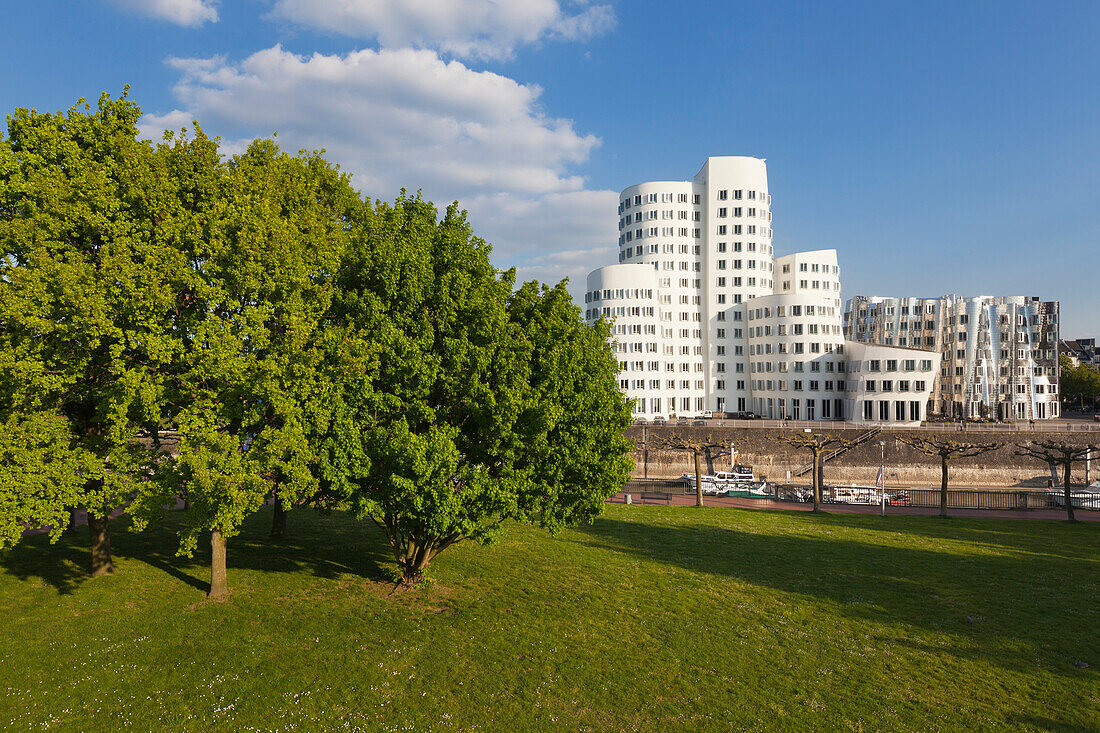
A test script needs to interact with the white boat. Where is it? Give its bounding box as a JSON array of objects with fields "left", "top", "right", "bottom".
[
  {"left": 1053, "top": 488, "right": 1100, "bottom": 510},
  {"left": 683, "top": 465, "right": 756, "bottom": 495},
  {"left": 827, "top": 486, "right": 882, "bottom": 505}
]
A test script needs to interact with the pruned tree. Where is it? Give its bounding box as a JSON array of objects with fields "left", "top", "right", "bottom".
[
  {"left": 897, "top": 435, "right": 999, "bottom": 518},
  {"left": 1015, "top": 440, "right": 1098, "bottom": 521},
  {"left": 659, "top": 433, "right": 729, "bottom": 507},
  {"left": 775, "top": 432, "right": 861, "bottom": 512}
]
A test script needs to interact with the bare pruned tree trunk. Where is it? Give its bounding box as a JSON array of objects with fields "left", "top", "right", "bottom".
[
  {"left": 939, "top": 456, "right": 949, "bottom": 518},
  {"left": 1062, "top": 458, "right": 1076, "bottom": 522},
  {"left": 88, "top": 512, "right": 113, "bottom": 577},
  {"left": 694, "top": 450, "right": 704, "bottom": 507},
  {"left": 814, "top": 452, "right": 824, "bottom": 512},
  {"left": 1014, "top": 440, "right": 1093, "bottom": 523},
  {"left": 209, "top": 530, "right": 228, "bottom": 598}
]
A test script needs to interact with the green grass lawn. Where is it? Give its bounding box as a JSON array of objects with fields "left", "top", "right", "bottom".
[{"left": 1, "top": 505, "right": 1097, "bottom": 732}]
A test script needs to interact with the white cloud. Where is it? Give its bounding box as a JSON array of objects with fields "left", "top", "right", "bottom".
[
  {"left": 466, "top": 190, "right": 617, "bottom": 293},
  {"left": 268, "top": 0, "right": 614, "bottom": 60},
  {"left": 142, "top": 45, "right": 617, "bottom": 290},
  {"left": 109, "top": 0, "right": 218, "bottom": 26}
]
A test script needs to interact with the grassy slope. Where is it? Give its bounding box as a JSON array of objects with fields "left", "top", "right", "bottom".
[{"left": 0, "top": 506, "right": 1097, "bottom": 732}]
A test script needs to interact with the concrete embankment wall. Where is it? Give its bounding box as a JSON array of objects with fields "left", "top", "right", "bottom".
[{"left": 625, "top": 425, "right": 1100, "bottom": 488}]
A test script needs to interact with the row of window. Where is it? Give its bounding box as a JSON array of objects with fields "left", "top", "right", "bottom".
[
  {"left": 587, "top": 306, "right": 657, "bottom": 320},
  {"left": 781, "top": 279, "right": 836, "bottom": 291},
  {"left": 861, "top": 379, "right": 928, "bottom": 393},
  {"left": 854, "top": 304, "right": 1056, "bottom": 326},
  {"left": 613, "top": 323, "right": 658, "bottom": 335},
  {"left": 716, "top": 241, "right": 770, "bottom": 254},
  {"left": 750, "top": 342, "right": 842, "bottom": 357},
  {"left": 620, "top": 379, "right": 705, "bottom": 391},
  {"left": 716, "top": 224, "right": 771, "bottom": 237},
  {"left": 748, "top": 304, "right": 835, "bottom": 319},
  {"left": 715, "top": 207, "right": 770, "bottom": 220},
  {"left": 753, "top": 359, "right": 846, "bottom": 373},
  {"left": 714, "top": 260, "right": 770, "bottom": 272},
  {"left": 850, "top": 358, "right": 935, "bottom": 373},
  {"left": 634, "top": 397, "right": 710, "bottom": 414},
  {"left": 782, "top": 262, "right": 838, "bottom": 274},
  {"left": 753, "top": 379, "right": 845, "bottom": 392},
  {"left": 620, "top": 227, "right": 701, "bottom": 243},
  {"left": 619, "top": 361, "right": 707, "bottom": 373},
  {"left": 861, "top": 400, "right": 924, "bottom": 422},
  {"left": 619, "top": 192, "right": 700, "bottom": 212},
  {"left": 749, "top": 323, "right": 842, "bottom": 337},
  {"left": 944, "top": 365, "right": 1056, "bottom": 378},
  {"left": 754, "top": 397, "right": 842, "bottom": 421},
  {"left": 586, "top": 288, "right": 655, "bottom": 302},
  {"left": 619, "top": 208, "right": 701, "bottom": 227},
  {"left": 716, "top": 189, "right": 768, "bottom": 203}
]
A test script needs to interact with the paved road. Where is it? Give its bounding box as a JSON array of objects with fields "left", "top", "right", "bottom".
[{"left": 607, "top": 492, "right": 1100, "bottom": 521}]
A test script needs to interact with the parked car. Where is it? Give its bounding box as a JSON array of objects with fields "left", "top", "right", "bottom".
[{"left": 652, "top": 416, "right": 666, "bottom": 425}]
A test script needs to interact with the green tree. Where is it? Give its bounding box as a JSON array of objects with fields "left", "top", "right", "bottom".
[
  {"left": 0, "top": 91, "right": 186, "bottom": 575},
  {"left": 0, "top": 412, "right": 98, "bottom": 550},
  {"left": 1059, "top": 355, "right": 1100, "bottom": 410},
  {"left": 130, "top": 136, "right": 360, "bottom": 597},
  {"left": 325, "top": 195, "right": 632, "bottom": 584}
]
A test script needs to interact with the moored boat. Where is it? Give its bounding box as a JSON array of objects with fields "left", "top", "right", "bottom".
[{"left": 1053, "top": 488, "right": 1100, "bottom": 510}]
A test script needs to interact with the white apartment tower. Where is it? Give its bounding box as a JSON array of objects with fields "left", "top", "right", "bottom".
[{"left": 584, "top": 157, "right": 934, "bottom": 423}]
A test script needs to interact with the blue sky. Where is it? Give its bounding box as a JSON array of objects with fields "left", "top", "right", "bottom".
[{"left": 3, "top": 0, "right": 1098, "bottom": 337}]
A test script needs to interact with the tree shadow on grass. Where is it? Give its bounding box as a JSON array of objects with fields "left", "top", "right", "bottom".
[
  {"left": 778, "top": 509, "right": 1100, "bottom": 562},
  {"left": 2, "top": 506, "right": 394, "bottom": 595},
  {"left": 0, "top": 534, "right": 91, "bottom": 594},
  {"left": 575, "top": 515, "right": 1099, "bottom": 679}
]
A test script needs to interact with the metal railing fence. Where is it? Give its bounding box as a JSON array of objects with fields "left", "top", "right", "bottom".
[{"left": 616, "top": 479, "right": 1098, "bottom": 511}]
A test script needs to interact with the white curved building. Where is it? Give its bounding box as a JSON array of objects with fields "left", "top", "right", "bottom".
[{"left": 586, "top": 156, "right": 940, "bottom": 426}]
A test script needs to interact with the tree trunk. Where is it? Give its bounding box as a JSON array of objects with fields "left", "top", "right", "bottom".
[
  {"left": 209, "top": 530, "right": 228, "bottom": 597},
  {"left": 939, "top": 455, "right": 949, "bottom": 518},
  {"left": 87, "top": 512, "right": 113, "bottom": 577},
  {"left": 812, "top": 450, "right": 822, "bottom": 512},
  {"left": 694, "top": 450, "right": 704, "bottom": 507},
  {"left": 1062, "top": 458, "right": 1076, "bottom": 522},
  {"left": 66, "top": 506, "right": 80, "bottom": 534},
  {"left": 271, "top": 500, "right": 288, "bottom": 539},
  {"left": 399, "top": 540, "right": 435, "bottom": 586}
]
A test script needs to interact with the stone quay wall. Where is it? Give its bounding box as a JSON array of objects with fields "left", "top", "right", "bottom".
[{"left": 625, "top": 425, "right": 1100, "bottom": 488}]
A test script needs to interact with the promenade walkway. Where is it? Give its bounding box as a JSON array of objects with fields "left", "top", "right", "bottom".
[{"left": 607, "top": 491, "right": 1100, "bottom": 521}]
